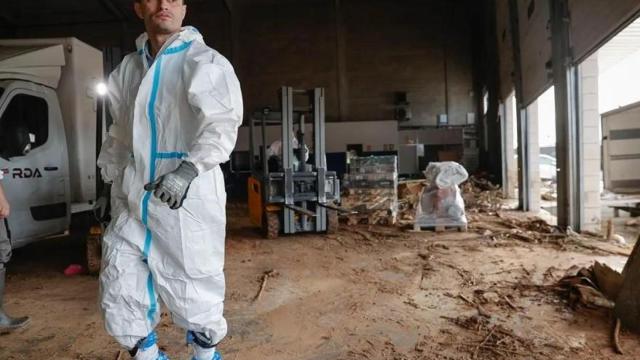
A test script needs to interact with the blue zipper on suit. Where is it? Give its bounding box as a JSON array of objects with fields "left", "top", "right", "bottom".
[{"left": 140, "top": 39, "right": 193, "bottom": 325}]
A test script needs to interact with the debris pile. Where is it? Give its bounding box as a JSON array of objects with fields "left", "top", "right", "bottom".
[
  {"left": 469, "top": 214, "right": 565, "bottom": 244},
  {"left": 555, "top": 259, "right": 630, "bottom": 354},
  {"left": 461, "top": 175, "right": 503, "bottom": 213},
  {"left": 605, "top": 219, "right": 627, "bottom": 245},
  {"left": 541, "top": 180, "right": 557, "bottom": 201},
  {"left": 395, "top": 175, "right": 501, "bottom": 226},
  {"left": 342, "top": 156, "right": 398, "bottom": 225},
  {"left": 555, "top": 262, "right": 621, "bottom": 309},
  {"left": 348, "top": 168, "right": 505, "bottom": 228},
  {"left": 396, "top": 179, "right": 427, "bottom": 224},
  {"left": 467, "top": 212, "right": 633, "bottom": 259},
  {"left": 441, "top": 315, "right": 539, "bottom": 358}
]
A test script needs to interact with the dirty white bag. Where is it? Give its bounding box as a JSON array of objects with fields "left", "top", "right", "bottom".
[
  {"left": 415, "top": 162, "right": 468, "bottom": 228},
  {"left": 423, "top": 162, "right": 469, "bottom": 189}
]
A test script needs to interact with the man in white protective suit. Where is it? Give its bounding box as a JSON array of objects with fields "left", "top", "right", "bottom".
[{"left": 96, "top": 0, "right": 242, "bottom": 359}]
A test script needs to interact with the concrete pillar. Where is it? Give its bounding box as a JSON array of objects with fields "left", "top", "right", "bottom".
[
  {"left": 503, "top": 94, "right": 517, "bottom": 199},
  {"left": 526, "top": 100, "right": 541, "bottom": 212},
  {"left": 579, "top": 53, "right": 601, "bottom": 232}
]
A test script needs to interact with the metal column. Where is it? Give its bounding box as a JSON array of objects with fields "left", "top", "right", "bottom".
[
  {"left": 550, "top": 0, "right": 581, "bottom": 231},
  {"left": 281, "top": 87, "right": 295, "bottom": 233},
  {"left": 261, "top": 110, "right": 268, "bottom": 177},
  {"left": 499, "top": 102, "right": 509, "bottom": 197},
  {"left": 508, "top": 0, "right": 532, "bottom": 211},
  {"left": 314, "top": 88, "right": 327, "bottom": 232}
]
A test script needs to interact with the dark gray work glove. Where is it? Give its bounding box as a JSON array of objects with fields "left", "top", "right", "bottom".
[{"left": 144, "top": 161, "right": 198, "bottom": 210}]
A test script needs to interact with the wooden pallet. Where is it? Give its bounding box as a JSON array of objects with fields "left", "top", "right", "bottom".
[
  {"left": 412, "top": 223, "right": 467, "bottom": 232},
  {"left": 344, "top": 212, "right": 396, "bottom": 226}
]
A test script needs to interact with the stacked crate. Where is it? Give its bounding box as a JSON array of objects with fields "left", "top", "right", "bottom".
[{"left": 342, "top": 156, "right": 398, "bottom": 225}]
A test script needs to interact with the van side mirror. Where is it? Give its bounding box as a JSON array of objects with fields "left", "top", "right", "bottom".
[{"left": 0, "top": 125, "right": 32, "bottom": 160}]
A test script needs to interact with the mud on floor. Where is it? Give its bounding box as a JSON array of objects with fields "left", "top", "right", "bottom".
[{"left": 0, "top": 206, "right": 637, "bottom": 359}]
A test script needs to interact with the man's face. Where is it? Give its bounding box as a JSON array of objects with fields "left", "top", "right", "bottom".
[{"left": 134, "top": 0, "right": 186, "bottom": 35}]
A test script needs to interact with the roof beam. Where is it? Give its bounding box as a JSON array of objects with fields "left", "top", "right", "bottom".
[
  {"left": 223, "top": 0, "right": 235, "bottom": 15},
  {"left": 99, "top": 0, "right": 128, "bottom": 22},
  {"left": 0, "top": 12, "right": 17, "bottom": 27}
]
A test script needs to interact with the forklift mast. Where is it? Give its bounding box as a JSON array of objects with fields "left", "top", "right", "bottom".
[{"left": 248, "top": 87, "right": 340, "bottom": 237}]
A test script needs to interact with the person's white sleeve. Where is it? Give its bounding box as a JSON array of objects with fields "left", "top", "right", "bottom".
[
  {"left": 97, "top": 68, "right": 132, "bottom": 184},
  {"left": 183, "top": 53, "right": 243, "bottom": 174}
]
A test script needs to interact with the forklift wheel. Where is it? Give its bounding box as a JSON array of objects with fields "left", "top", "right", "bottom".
[
  {"left": 86, "top": 226, "right": 102, "bottom": 275},
  {"left": 326, "top": 209, "right": 339, "bottom": 234},
  {"left": 263, "top": 211, "right": 280, "bottom": 239}
]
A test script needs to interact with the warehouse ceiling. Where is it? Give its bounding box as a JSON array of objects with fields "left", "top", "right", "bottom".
[
  {"left": 1, "top": 1, "right": 123, "bottom": 27},
  {"left": 0, "top": 0, "right": 227, "bottom": 29},
  {"left": 598, "top": 16, "right": 640, "bottom": 72}
]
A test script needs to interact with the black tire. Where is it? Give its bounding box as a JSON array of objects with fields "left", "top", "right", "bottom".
[
  {"left": 263, "top": 211, "right": 280, "bottom": 239},
  {"left": 326, "top": 209, "right": 339, "bottom": 234}
]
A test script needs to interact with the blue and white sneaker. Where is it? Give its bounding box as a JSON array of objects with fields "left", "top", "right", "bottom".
[
  {"left": 186, "top": 331, "right": 222, "bottom": 360},
  {"left": 131, "top": 331, "right": 170, "bottom": 360},
  {"left": 190, "top": 352, "right": 221, "bottom": 360}
]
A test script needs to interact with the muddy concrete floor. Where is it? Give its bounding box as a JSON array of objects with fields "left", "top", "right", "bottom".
[{"left": 0, "top": 205, "right": 638, "bottom": 359}]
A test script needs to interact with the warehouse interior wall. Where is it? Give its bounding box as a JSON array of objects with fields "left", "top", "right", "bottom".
[
  {"left": 233, "top": 0, "right": 478, "bottom": 126},
  {"left": 0, "top": 0, "right": 511, "bottom": 183},
  {"left": 1, "top": 0, "right": 481, "bottom": 126}
]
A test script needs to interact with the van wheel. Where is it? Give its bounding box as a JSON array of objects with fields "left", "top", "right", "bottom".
[{"left": 86, "top": 225, "right": 102, "bottom": 275}]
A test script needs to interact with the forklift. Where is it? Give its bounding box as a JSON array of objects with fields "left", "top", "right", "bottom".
[{"left": 248, "top": 87, "right": 341, "bottom": 238}]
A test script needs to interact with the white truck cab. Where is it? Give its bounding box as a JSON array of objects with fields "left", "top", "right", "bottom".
[{"left": 0, "top": 38, "right": 104, "bottom": 248}]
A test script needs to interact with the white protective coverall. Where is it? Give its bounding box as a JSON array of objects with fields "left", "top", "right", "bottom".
[{"left": 97, "top": 26, "right": 243, "bottom": 349}]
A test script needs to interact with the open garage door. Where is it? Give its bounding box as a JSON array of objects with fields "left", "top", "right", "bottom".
[
  {"left": 510, "top": 0, "right": 640, "bottom": 105},
  {"left": 569, "top": 0, "right": 640, "bottom": 63},
  {"left": 516, "top": 0, "right": 552, "bottom": 106}
]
